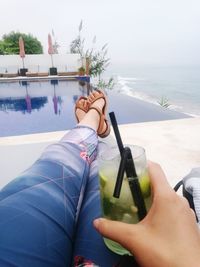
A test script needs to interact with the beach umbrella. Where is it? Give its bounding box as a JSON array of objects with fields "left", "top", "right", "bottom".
[
  {"left": 21, "top": 81, "right": 31, "bottom": 113},
  {"left": 48, "top": 33, "right": 54, "bottom": 67},
  {"left": 52, "top": 81, "right": 58, "bottom": 114},
  {"left": 25, "top": 85, "right": 32, "bottom": 113},
  {"left": 19, "top": 36, "right": 25, "bottom": 68},
  {"left": 25, "top": 93, "right": 32, "bottom": 113}
]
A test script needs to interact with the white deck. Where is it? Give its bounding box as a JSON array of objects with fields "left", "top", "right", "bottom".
[{"left": 0, "top": 118, "right": 200, "bottom": 189}]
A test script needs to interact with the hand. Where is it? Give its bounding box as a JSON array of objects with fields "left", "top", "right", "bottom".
[{"left": 94, "top": 162, "right": 200, "bottom": 267}]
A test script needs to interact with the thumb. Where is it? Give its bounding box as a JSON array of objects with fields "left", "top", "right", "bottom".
[{"left": 93, "top": 218, "right": 140, "bottom": 252}]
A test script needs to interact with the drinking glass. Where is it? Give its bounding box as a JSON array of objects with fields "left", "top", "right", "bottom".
[{"left": 98, "top": 145, "right": 152, "bottom": 255}]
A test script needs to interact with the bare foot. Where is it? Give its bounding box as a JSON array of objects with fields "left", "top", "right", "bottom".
[{"left": 75, "top": 98, "right": 88, "bottom": 122}]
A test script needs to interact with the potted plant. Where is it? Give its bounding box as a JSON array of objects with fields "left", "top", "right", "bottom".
[
  {"left": 79, "top": 80, "right": 86, "bottom": 86},
  {"left": 78, "top": 66, "right": 85, "bottom": 76}
]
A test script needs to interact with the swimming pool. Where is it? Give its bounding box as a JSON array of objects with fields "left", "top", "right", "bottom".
[
  {"left": 0, "top": 79, "right": 90, "bottom": 137},
  {"left": 0, "top": 78, "right": 190, "bottom": 137}
]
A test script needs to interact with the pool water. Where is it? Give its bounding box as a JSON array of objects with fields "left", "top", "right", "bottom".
[
  {"left": 0, "top": 79, "right": 90, "bottom": 137},
  {"left": 0, "top": 78, "right": 189, "bottom": 137}
]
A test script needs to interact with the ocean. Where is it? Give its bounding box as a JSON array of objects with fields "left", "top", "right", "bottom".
[{"left": 106, "top": 65, "right": 200, "bottom": 117}]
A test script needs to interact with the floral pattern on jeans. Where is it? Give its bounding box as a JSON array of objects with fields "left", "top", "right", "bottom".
[
  {"left": 74, "top": 256, "right": 99, "bottom": 267},
  {"left": 74, "top": 255, "right": 139, "bottom": 267}
]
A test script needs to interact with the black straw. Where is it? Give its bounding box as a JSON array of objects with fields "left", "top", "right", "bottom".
[
  {"left": 113, "top": 147, "right": 130, "bottom": 198},
  {"left": 125, "top": 149, "right": 147, "bottom": 220},
  {"left": 109, "top": 112, "right": 124, "bottom": 155}
]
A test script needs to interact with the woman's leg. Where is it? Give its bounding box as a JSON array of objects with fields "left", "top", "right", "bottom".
[
  {"left": 72, "top": 142, "right": 122, "bottom": 267},
  {"left": 72, "top": 94, "right": 139, "bottom": 267},
  {"left": 72, "top": 142, "right": 139, "bottom": 267},
  {"left": 0, "top": 96, "right": 104, "bottom": 267}
]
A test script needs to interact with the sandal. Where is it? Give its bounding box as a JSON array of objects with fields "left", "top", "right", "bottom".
[
  {"left": 88, "top": 89, "right": 110, "bottom": 138},
  {"left": 75, "top": 96, "right": 89, "bottom": 123}
]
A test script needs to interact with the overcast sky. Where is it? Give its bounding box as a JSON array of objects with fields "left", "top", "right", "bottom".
[{"left": 0, "top": 0, "right": 200, "bottom": 66}]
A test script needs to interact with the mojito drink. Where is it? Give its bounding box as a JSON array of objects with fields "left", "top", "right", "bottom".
[{"left": 98, "top": 145, "right": 151, "bottom": 255}]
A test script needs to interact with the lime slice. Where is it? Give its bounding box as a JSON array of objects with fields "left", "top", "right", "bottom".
[
  {"left": 139, "top": 174, "right": 151, "bottom": 198},
  {"left": 103, "top": 179, "right": 115, "bottom": 198},
  {"left": 99, "top": 172, "right": 108, "bottom": 188}
]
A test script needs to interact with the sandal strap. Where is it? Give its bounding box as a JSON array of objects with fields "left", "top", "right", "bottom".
[
  {"left": 89, "top": 106, "right": 102, "bottom": 117},
  {"left": 98, "top": 118, "right": 108, "bottom": 136},
  {"left": 89, "top": 106, "right": 104, "bottom": 133},
  {"left": 75, "top": 96, "right": 88, "bottom": 123}
]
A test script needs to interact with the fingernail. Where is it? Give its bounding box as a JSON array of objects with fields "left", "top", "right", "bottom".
[{"left": 93, "top": 218, "right": 100, "bottom": 229}]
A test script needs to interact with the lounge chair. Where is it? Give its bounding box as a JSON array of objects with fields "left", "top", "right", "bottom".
[
  {"left": 58, "top": 71, "right": 78, "bottom": 76},
  {"left": 37, "top": 72, "right": 49, "bottom": 77},
  {"left": 26, "top": 72, "right": 38, "bottom": 77},
  {"left": 2, "top": 73, "right": 18, "bottom": 78}
]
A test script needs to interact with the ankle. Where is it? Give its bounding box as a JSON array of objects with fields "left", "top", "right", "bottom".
[
  {"left": 88, "top": 108, "right": 101, "bottom": 123},
  {"left": 79, "top": 108, "right": 100, "bottom": 132}
]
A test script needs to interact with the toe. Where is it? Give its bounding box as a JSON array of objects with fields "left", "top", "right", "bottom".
[
  {"left": 83, "top": 100, "right": 88, "bottom": 109},
  {"left": 90, "top": 93, "right": 95, "bottom": 99},
  {"left": 79, "top": 99, "right": 85, "bottom": 105},
  {"left": 88, "top": 91, "right": 99, "bottom": 102}
]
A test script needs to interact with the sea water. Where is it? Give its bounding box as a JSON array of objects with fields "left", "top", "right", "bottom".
[{"left": 106, "top": 65, "right": 200, "bottom": 117}]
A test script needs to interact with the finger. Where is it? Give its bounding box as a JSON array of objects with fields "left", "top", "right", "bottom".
[
  {"left": 178, "top": 195, "right": 190, "bottom": 207},
  {"left": 148, "top": 161, "right": 172, "bottom": 196},
  {"left": 178, "top": 196, "right": 197, "bottom": 219},
  {"left": 190, "top": 208, "right": 197, "bottom": 219},
  {"left": 93, "top": 218, "right": 139, "bottom": 249}
]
